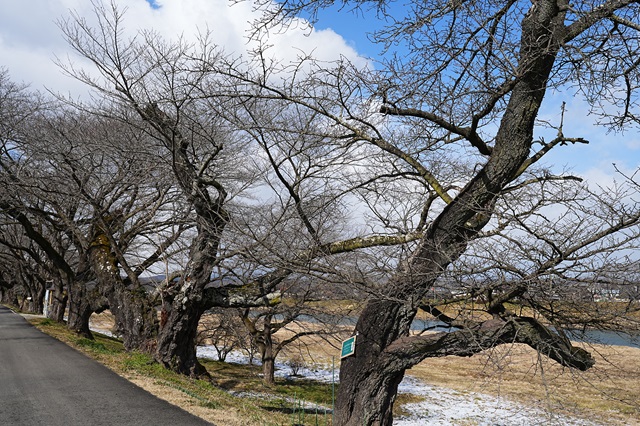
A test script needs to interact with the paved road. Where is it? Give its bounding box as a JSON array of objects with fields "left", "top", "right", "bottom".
[{"left": 0, "top": 305, "right": 211, "bottom": 425}]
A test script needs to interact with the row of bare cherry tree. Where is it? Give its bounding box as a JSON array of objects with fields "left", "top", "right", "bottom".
[{"left": 2, "top": 1, "right": 640, "bottom": 424}]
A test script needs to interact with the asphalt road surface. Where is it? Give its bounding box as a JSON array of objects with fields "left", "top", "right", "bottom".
[{"left": 0, "top": 305, "right": 211, "bottom": 425}]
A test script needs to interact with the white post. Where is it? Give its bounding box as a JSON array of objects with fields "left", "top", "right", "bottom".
[
  {"left": 43, "top": 289, "right": 51, "bottom": 317},
  {"left": 43, "top": 280, "right": 54, "bottom": 317}
]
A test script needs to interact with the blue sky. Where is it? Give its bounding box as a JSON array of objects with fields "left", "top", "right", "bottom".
[{"left": 301, "top": 3, "right": 389, "bottom": 58}]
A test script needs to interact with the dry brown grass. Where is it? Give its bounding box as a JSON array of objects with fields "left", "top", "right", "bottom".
[
  {"left": 408, "top": 343, "right": 640, "bottom": 425},
  {"left": 126, "top": 376, "right": 248, "bottom": 426}
]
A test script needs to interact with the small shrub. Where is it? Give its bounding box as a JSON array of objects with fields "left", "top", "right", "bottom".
[{"left": 287, "top": 356, "right": 306, "bottom": 376}]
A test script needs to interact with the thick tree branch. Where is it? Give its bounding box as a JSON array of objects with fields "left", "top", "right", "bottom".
[
  {"left": 384, "top": 316, "right": 595, "bottom": 372},
  {"left": 0, "top": 202, "right": 74, "bottom": 279},
  {"left": 563, "top": 0, "right": 640, "bottom": 43},
  {"left": 516, "top": 136, "right": 588, "bottom": 178},
  {"left": 360, "top": 135, "right": 454, "bottom": 204},
  {"left": 609, "top": 13, "right": 640, "bottom": 31},
  {"left": 204, "top": 285, "right": 281, "bottom": 308},
  {"left": 321, "top": 232, "right": 424, "bottom": 254}
]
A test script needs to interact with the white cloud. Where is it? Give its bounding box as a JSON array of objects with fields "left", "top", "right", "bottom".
[
  {"left": 0, "top": 0, "right": 367, "bottom": 96},
  {"left": 2, "top": 0, "right": 638, "bottom": 191},
  {"left": 580, "top": 165, "right": 621, "bottom": 191}
]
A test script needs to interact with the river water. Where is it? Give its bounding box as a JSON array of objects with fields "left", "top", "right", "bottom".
[
  {"left": 410, "top": 318, "right": 640, "bottom": 348},
  {"left": 301, "top": 314, "right": 640, "bottom": 349}
]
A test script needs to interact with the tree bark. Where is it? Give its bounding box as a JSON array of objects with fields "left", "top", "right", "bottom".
[
  {"left": 107, "top": 287, "right": 158, "bottom": 351},
  {"left": 30, "top": 287, "right": 45, "bottom": 314},
  {"left": 262, "top": 349, "right": 276, "bottom": 386},
  {"left": 67, "top": 280, "right": 97, "bottom": 339},
  {"left": 155, "top": 284, "right": 208, "bottom": 376},
  {"left": 241, "top": 310, "right": 281, "bottom": 386},
  {"left": 335, "top": 300, "right": 412, "bottom": 426},
  {"left": 143, "top": 103, "right": 229, "bottom": 377},
  {"left": 154, "top": 214, "right": 223, "bottom": 377},
  {"left": 67, "top": 258, "right": 108, "bottom": 339},
  {"left": 261, "top": 323, "right": 276, "bottom": 386},
  {"left": 48, "top": 285, "right": 67, "bottom": 323}
]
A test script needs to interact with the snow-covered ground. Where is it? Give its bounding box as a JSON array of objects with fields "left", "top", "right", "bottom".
[{"left": 197, "top": 346, "right": 601, "bottom": 426}]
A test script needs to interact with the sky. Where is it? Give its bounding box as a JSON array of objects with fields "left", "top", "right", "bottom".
[
  {"left": 1, "top": 0, "right": 639, "bottom": 189},
  {"left": 0, "top": 0, "right": 367, "bottom": 93}
]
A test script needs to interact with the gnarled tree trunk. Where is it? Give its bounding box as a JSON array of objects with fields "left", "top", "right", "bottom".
[
  {"left": 142, "top": 102, "right": 229, "bottom": 377},
  {"left": 336, "top": 300, "right": 412, "bottom": 425},
  {"left": 47, "top": 284, "right": 67, "bottom": 323},
  {"left": 67, "top": 279, "right": 103, "bottom": 339},
  {"left": 155, "top": 284, "right": 207, "bottom": 376},
  {"left": 153, "top": 214, "right": 225, "bottom": 377},
  {"left": 107, "top": 286, "right": 158, "bottom": 351},
  {"left": 88, "top": 218, "right": 158, "bottom": 351}
]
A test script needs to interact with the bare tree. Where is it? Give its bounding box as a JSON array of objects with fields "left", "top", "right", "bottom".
[
  {"left": 235, "top": 275, "right": 342, "bottom": 386},
  {"left": 54, "top": 2, "right": 425, "bottom": 380},
  {"left": 232, "top": 1, "right": 640, "bottom": 424},
  {"left": 0, "top": 182, "right": 108, "bottom": 337},
  {"left": 0, "top": 69, "right": 86, "bottom": 325},
  {"left": 0, "top": 215, "right": 59, "bottom": 314},
  {"left": 197, "top": 308, "right": 249, "bottom": 362},
  {"left": 29, "top": 108, "right": 188, "bottom": 350}
]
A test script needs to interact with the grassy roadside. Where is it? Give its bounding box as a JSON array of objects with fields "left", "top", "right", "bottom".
[{"left": 28, "top": 317, "right": 336, "bottom": 426}]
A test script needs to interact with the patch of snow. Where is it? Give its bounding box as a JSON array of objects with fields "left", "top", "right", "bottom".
[
  {"left": 196, "top": 346, "right": 602, "bottom": 425},
  {"left": 395, "top": 376, "right": 599, "bottom": 426},
  {"left": 197, "top": 346, "right": 253, "bottom": 366},
  {"left": 232, "top": 390, "right": 332, "bottom": 413}
]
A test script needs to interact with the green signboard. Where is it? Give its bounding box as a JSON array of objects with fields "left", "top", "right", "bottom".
[{"left": 340, "top": 335, "right": 356, "bottom": 359}]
